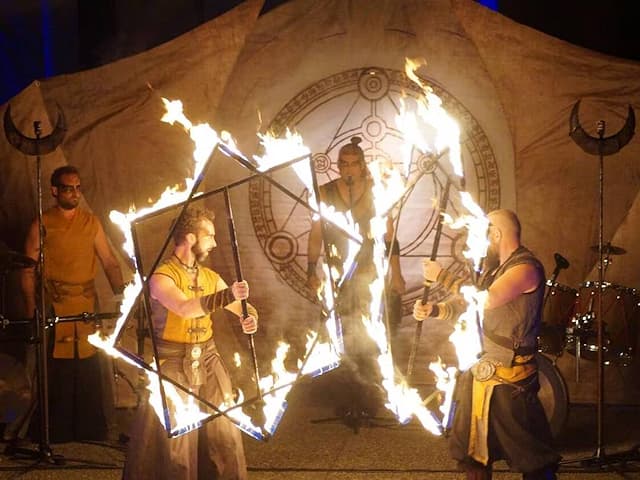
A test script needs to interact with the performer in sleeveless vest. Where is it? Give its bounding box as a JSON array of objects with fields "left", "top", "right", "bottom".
[
  {"left": 123, "top": 206, "right": 258, "bottom": 480},
  {"left": 19, "top": 165, "right": 126, "bottom": 443},
  {"left": 413, "top": 209, "right": 560, "bottom": 480}
]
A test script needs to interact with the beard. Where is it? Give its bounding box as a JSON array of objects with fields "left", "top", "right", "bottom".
[
  {"left": 57, "top": 196, "right": 80, "bottom": 210},
  {"left": 192, "top": 243, "right": 210, "bottom": 263},
  {"left": 484, "top": 245, "right": 500, "bottom": 272}
]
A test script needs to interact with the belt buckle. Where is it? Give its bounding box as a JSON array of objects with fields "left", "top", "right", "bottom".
[{"left": 471, "top": 359, "right": 497, "bottom": 382}]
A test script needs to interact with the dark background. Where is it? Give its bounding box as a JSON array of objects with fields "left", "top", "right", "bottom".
[{"left": 1, "top": 0, "right": 639, "bottom": 104}]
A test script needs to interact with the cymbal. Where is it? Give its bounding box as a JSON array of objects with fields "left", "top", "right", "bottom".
[
  {"left": 590, "top": 243, "right": 626, "bottom": 255},
  {"left": 0, "top": 241, "right": 36, "bottom": 270}
]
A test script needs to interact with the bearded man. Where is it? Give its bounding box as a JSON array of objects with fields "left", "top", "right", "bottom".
[
  {"left": 19, "top": 165, "right": 125, "bottom": 443},
  {"left": 123, "top": 206, "right": 258, "bottom": 480},
  {"left": 413, "top": 209, "right": 560, "bottom": 480}
]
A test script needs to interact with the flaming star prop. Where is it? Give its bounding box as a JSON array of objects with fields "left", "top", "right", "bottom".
[
  {"left": 89, "top": 98, "right": 272, "bottom": 439},
  {"left": 92, "top": 99, "right": 355, "bottom": 440}
]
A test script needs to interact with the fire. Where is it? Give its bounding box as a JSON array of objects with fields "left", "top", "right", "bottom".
[
  {"left": 393, "top": 57, "right": 491, "bottom": 434},
  {"left": 145, "top": 361, "right": 209, "bottom": 437},
  {"left": 399, "top": 57, "right": 462, "bottom": 177},
  {"left": 253, "top": 129, "right": 311, "bottom": 174},
  {"left": 89, "top": 98, "right": 268, "bottom": 438}
]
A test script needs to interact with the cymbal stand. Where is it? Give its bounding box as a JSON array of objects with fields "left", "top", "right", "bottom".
[{"left": 565, "top": 101, "right": 639, "bottom": 471}]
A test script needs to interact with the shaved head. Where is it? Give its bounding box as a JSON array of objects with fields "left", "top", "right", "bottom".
[{"left": 488, "top": 209, "right": 521, "bottom": 240}]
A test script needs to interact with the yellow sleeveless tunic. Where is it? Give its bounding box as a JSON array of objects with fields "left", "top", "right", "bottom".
[
  {"left": 151, "top": 258, "right": 222, "bottom": 344},
  {"left": 43, "top": 207, "right": 99, "bottom": 359}
]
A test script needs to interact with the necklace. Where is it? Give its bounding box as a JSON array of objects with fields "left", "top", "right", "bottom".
[{"left": 173, "top": 254, "right": 199, "bottom": 274}]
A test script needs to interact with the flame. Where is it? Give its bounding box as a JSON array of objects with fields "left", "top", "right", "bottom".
[
  {"left": 393, "top": 57, "right": 493, "bottom": 434},
  {"left": 90, "top": 98, "right": 267, "bottom": 436},
  {"left": 397, "top": 57, "right": 462, "bottom": 178},
  {"left": 253, "top": 129, "right": 311, "bottom": 174},
  {"left": 145, "top": 361, "right": 209, "bottom": 436}
]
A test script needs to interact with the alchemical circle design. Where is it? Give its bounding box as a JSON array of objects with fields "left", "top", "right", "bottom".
[{"left": 249, "top": 67, "right": 500, "bottom": 307}]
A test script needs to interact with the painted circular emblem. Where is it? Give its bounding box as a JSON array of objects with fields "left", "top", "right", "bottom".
[{"left": 249, "top": 67, "right": 500, "bottom": 310}]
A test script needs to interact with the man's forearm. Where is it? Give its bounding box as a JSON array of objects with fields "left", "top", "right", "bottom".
[
  {"left": 104, "top": 264, "right": 125, "bottom": 294},
  {"left": 307, "top": 220, "right": 323, "bottom": 277}
]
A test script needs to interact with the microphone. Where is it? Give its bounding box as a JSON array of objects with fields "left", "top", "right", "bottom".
[
  {"left": 554, "top": 252, "right": 570, "bottom": 270},
  {"left": 345, "top": 175, "right": 354, "bottom": 208}
]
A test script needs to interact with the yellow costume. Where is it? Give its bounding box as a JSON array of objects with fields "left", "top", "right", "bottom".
[{"left": 42, "top": 206, "right": 99, "bottom": 359}]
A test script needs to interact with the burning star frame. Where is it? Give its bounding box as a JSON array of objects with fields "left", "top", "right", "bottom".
[
  {"left": 92, "top": 56, "right": 491, "bottom": 442},
  {"left": 97, "top": 126, "right": 345, "bottom": 440}
]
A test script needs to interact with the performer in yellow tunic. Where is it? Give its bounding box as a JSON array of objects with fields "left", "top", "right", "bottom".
[
  {"left": 414, "top": 210, "right": 560, "bottom": 480},
  {"left": 19, "top": 165, "right": 126, "bottom": 443},
  {"left": 123, "top": 206, "right": 258, "bottom": 480}
]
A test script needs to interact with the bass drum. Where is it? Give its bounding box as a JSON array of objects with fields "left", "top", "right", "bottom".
[{"left": 536, "top": 353, "right": 568, "bottom": 439}]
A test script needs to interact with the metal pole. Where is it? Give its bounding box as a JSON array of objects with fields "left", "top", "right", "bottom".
[{"left": 407, "top": 176, "right": 451, "bottom": 378}]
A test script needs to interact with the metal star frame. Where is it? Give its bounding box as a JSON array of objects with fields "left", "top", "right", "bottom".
[{"left": 109, "top": 134, "right": 383, "bottom": 440}]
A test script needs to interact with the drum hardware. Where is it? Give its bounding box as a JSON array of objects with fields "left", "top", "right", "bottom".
[
  {"left": 543, "top": 252, "right": 570, "bottom": 308},
  {"left": 564, "top": 100, "right": 640, "bottom": 469},
  {"left": 537, "top": 252, "right": 575, "bottom": 358},
  {"left": 589, "top": 242, "right": 626, "bottom": 256},
  {"left": 566, "top": 282, "right": 639, "bottom": 383},
  {"left": 4, "top": 106, "right": 121, "bottom": 469},
  {"left": 3, "top": 105, "right": 68, "bottom": 465}
]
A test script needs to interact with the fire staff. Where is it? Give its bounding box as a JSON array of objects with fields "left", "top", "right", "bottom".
[
  {"left": 414, "top": 209, "right": 560, "bottom": 480},
  {"left": 123, "top": 206, "right": 257, "bottom": 480}
]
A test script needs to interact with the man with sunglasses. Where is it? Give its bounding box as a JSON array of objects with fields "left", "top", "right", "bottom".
[
  {"left": 19, "top": 165, "right": 126, "bottom": 443},
  {"left": 413, "top": 209, "right": 559, "bottom": 480}
]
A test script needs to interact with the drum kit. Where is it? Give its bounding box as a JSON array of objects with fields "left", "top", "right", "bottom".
[
  {"left": 532, "top": 244, "right": 640, "bottom": 440},
  {"left": 538, "top": 244, "right": 639, "bottom": 368},
  {"left": 1, "top": 241, "right": 122, "bottom": 459}
]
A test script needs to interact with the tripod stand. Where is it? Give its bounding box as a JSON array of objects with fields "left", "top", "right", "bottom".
[
  {"left": 565, "top": 100, "right": 639, "bottom": 470},
  {"left": 2, "top": 113, "right": 65, "bottom": 464}
]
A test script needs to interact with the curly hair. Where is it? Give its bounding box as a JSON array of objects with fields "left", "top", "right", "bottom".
[{"left": 172, "top": 206, "right": 215, "bottom": 244}]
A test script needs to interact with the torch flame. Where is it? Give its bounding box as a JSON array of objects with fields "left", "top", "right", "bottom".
[{"left": 393, "top": 57, "right": 492, "bottom": 434}]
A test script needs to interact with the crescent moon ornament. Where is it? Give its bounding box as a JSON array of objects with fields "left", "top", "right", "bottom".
[
  {"left": 3, "top": 103, "right": 67, "bottom": 156},
  {"left": 569, "top": 100, "right": 635, "bottom": 156}
]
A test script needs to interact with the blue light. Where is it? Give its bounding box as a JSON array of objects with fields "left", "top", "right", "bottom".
[
  {"left": 40, "top": 0, "right": 54, "bottom": 77},
  {"left": 478, "top": 0, "right": 498, "bottom": 10}
]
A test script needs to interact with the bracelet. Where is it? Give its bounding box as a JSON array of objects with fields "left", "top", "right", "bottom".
[{"left": 200, "top": 288, "right": 234, "bottom": 314}]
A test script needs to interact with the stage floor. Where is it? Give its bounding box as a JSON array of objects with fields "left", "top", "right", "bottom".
[{"left": 1, "top": 379, "right": 639, "bottom": 479}]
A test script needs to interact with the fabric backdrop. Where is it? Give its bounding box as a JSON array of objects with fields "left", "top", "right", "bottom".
[{"left": 2, "top": 0, "right": 639, "bottom": 406}]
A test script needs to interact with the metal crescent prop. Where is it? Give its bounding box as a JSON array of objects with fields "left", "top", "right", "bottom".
[
  {"left": 3, "top": 103, "right": 67, "bottom": 156},
  {"left": 569, "top": 100, "right": 635, "bottom": 156}
]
